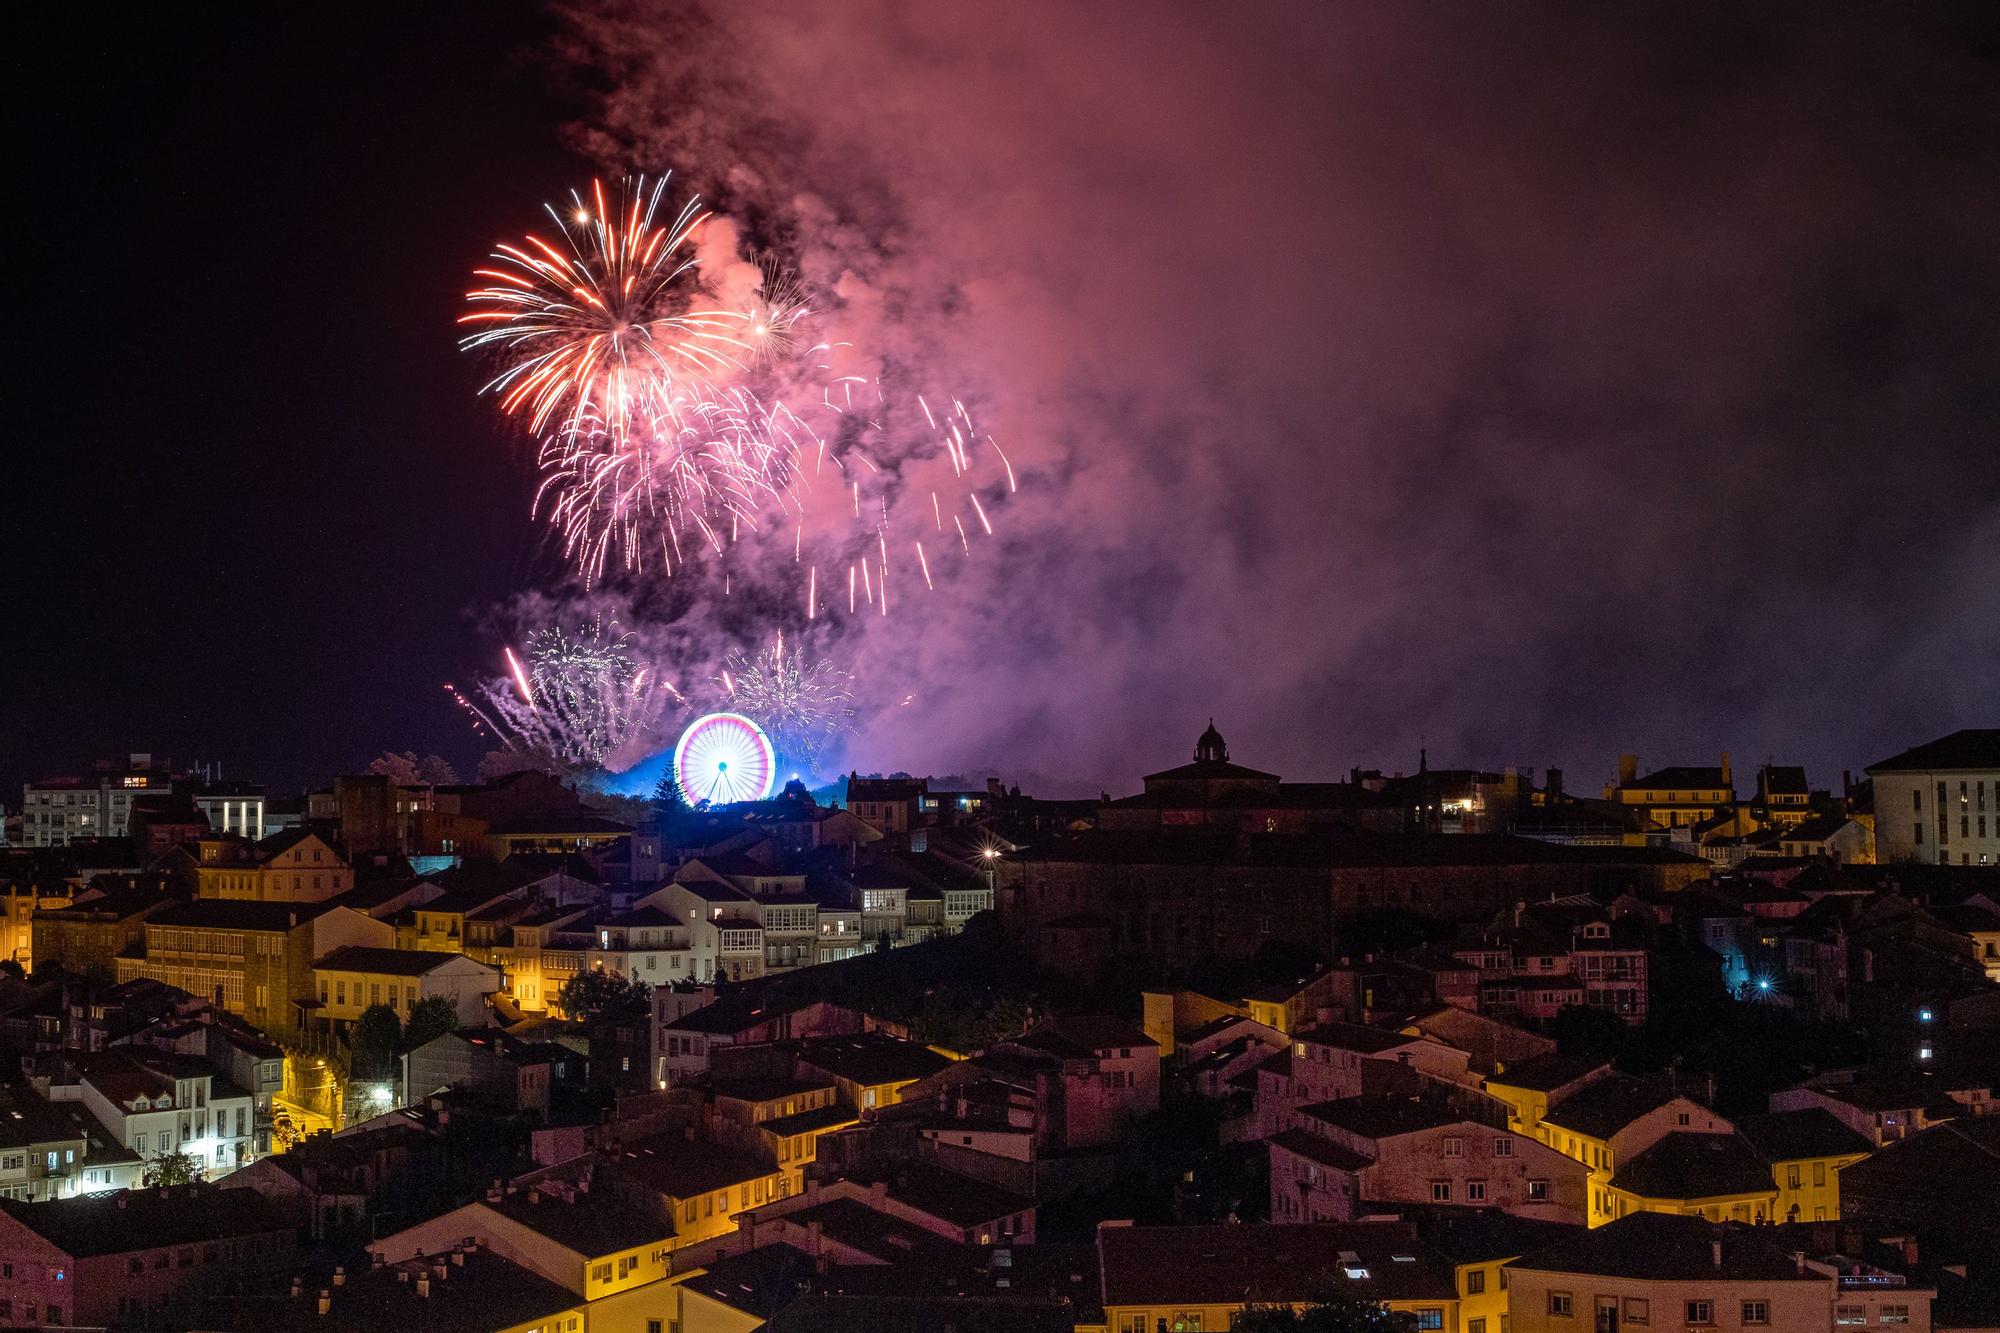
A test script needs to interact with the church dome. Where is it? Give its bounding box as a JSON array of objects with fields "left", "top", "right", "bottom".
[{"left": 1194, "top": 719, "right": 1229, "bottom": 765}]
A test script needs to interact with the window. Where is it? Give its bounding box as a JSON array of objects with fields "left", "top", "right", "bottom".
[
  {"left": 1443, "top": 1136, "right": 1464, "bottom": 1157},
  {"left": 1623, "top": 1297, "right": 1649, "bottom": 1324},
  {"left": 1527, "top": 1179, "right": 1549, "bottom": 1201},
  {"left": 1465, "top": 1268, "right": 1486, "bottom": 1295},
  {"left": 1742, "top": 1301, "right": 1769, "bottom": 1325},
  {"left": 1467, "top": 1179, "right": 1487, "bottom": 1202},
  {"left": 1879, "top": 1306, "right": 1910, "bottom": 1325},
  {"left": 1468, "top": 1321, "right": 1485, "bottom": 1333},
  {"left": 1414, "top": 1311, "right": 1444, "bottom": 1331},
  {"left": 1493, "top": 1137, "right": 1512, "bottom": 1157},
  {"left": 1548, "top": 1291, "right": 1573, "bottom": 1317},
  {"left": 1836, "top": 1306, "right": 1868, "bottom": 1326},
  {"left": 1430, "top": 1180, "right": 1452, "bottom": 1202},
  {"left": 1786, "top": 1164, "right": 1800, "bottom": 1188},
  {"left": 1685, "top": 1300, "right": 1714, "bottom": 1325}
]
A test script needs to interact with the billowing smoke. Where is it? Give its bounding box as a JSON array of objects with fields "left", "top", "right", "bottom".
[{"left": 532, "top": 1, "right": 1999, "bottom": 791}]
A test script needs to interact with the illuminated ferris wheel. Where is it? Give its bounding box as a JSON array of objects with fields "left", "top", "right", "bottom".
[{"left": 672, "top": 712, "right": 779, "bottom": 805}]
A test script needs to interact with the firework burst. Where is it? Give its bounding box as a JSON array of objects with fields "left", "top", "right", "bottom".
[
  {"left": 462, "top": 178, "right": 1017, "bottom": 629},
  {"left": 462, "top": 177, "right": 801, "bottom": 580},
  {"left": 718, "top": 630, "right": 855, "bottom": 775},
  {"left": 452, "top": 621, "right": 680, "bottom": 771}
]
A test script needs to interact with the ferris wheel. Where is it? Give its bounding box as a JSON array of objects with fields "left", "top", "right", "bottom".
[{"left": 672, "top": 712, "right": 779, "bottom": 805}]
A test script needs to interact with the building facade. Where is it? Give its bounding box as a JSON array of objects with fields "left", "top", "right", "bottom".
[{"left": 1866, "top": 729, "right": 2000, "bottom": 867}]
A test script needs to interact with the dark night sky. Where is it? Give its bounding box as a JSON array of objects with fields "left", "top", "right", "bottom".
[
  {"left": 5, "top": 5, "right": 585, "bottom": 795},
  {"left": 5, "top": 3, "right": 1997, "bottom": 804}
]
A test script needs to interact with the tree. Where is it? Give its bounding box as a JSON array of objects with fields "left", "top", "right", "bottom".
[
  {"left": 368, "top": 750, "right": 422, "bottom": 784},
  {"left": 1233, "top": 1293, "right": 1417, "bottom": 1331},
  {"left": 478, "top": 747, "right": 563, "bottom": 782},
  {"left": 370, "top": 751, "right": 460, "bottom": 785},
  {"left": 417, "top": 753, "right": 459, "bottom": 784},
  {"left": 402, "top": 995, "right": 459, "bottom": 1049},
  {"left": 1550, "top": 1003, "right": 1628, "bottom": 1057},
  {"left": 350, "top": 1003, "right": 403, "bottom": 1081},
  {"left": 143, "top": 1149, "right": 205, "bottom": 1187},
  {"left": 556, "top": 968, "right": 653, "bottom": 1023},
  {"left": 652, "top": 771, "right": 689, "bottom": 817}
]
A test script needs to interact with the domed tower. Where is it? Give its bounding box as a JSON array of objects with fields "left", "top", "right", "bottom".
[{"left": 1194, "top": 719, "right": 1229, "bottom": 766}]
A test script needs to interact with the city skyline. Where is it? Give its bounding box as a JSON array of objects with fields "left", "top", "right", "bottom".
[{"left": 6, "top": 4, "right": 1995, "bottom": 800}]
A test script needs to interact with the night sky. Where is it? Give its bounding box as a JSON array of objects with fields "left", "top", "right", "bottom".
[{"left": 6, "top": 3, "right": 1997, "bottom": 802}]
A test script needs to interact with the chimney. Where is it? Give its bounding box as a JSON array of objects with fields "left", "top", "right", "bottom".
[
  {"left": 290, "top": 1278, "right": 303, "bottom": 1298},
  {"left": 1617, "top": 754, "right": 1638, "bottom": 787},
  {"left": 1712, "top": 1240, "right": 1722, "bottom": 1269},
  {"left": 1720, "top": 751, "right": 1733, "bottom": 788},
  {"left": 317, "top": 1291, "right": 331, "bottom": 1317},
  {"left": 416, "top": 1274, "right": 430, "bottom": 1298},
  {"left": 1793, "top": 1251, "right": 1806, "bottom": 1275},
  {"left": 333, "top": 1266, "right": 346, "bottom": 1286},
  {"left": 452, "top": 1250, "right": 465, "bottom": 1266}
]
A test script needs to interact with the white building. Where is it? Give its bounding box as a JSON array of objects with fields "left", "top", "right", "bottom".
[
  {"left": 193, "top": 783, "right": 266, "bottom": 839},
  {"left": 1867, "top": 728, "right": 2000, "bottom": 867},
  {"left": 55, "top": 1050, "right": 257, "bottom": 1180},
  {"left": 19, "top": 754, "right": 176, "bottom": 847}
]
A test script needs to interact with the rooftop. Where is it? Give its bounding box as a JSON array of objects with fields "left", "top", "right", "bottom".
[
  {"left": 676, "top": 1242, "right": 817, "bottom": 1322},
  {"left": 484, "top": 1184, "right": 667, "bottom": 1256},
  {"left": 1298, "top": 1095, "right": 1465, "bottom": 1142},
  {"left": 1514, "top": 1211, "right": 1830, "bottom": 1281},
  {"left": 1097, "top": 1221, "right": 1455, "bottom": 1306},
  {"left": 1007, "top": 829, "right": 1702, "bottom": 870},
  {"left": 874, "top": 1162, "right": 1034, "bottom": 1228},
  {"left": 149, "top": 899, "right": 329, "bottom": 932},
  {"left": 1867, "top": 729, "right": 2000, "bottom": 774},
  {"left": 1609, "top": 1132, "right": 1778, "bottom": 1201},
  {"left": 610, "top": 1132, "right": 772, "bottom": 1200},
  {"left": 315, "top": 945, "right": 488, "bottom": 978},
  {"left": 797, "top": 1033, "right": 952, "bottom": 1088},
  {"left": 765, "top": 1197, "right": 956, "bottom": 1263},
  {"left": 1734, "top": 1108, "right": 1874, "bottom": 1163},
  {"left": 1292, "top": 1021, "right": 1424, "bottom": 1056},
  {"left": 0, "top": 1184, "right": 291, "bottom": 1256},
  {"left": 219, "top": 1247, "right": 581, "bottom": 1333},
  {"left": 1543, "top": 1075, "right": 1692, "bottom": 1140},
  {"left": 1012, "top": 1015, "right": 1156, "bottom": 1059},
  {"left": 1266, "top": 1127, "right": 1373, "bottom": 1172},
  {"left": 1486, "top": 1051, "right": 1611, "bottom": 1093}
]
